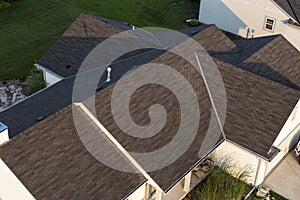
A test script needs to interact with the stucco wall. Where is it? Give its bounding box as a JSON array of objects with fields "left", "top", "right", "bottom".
[
  {"left": 0, "top": 129, "right": 9, "bottom": 146},
  {"left": 127, "top": 182, "right": 146, "bottom": 200},
  {"left": 211, "top": 141, "right": 267, "bottom": 186}
]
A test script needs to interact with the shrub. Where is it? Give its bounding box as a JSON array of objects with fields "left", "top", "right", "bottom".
[
  {"left": 26, "top": 68, "right": 46, "bottom": 95},
  {"left": 189, "top": 157, "right": 253, "bottom": 200},
  {"left": 189, "top": 19, "right": 199, "bottom": 27},
  {"left": 0, "top": 1, "right": 11, "bottom": 10}
]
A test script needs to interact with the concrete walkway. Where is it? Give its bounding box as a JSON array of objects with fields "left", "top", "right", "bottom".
[{"left": 264, "top": 152, "right": 300, "bottom": 200}]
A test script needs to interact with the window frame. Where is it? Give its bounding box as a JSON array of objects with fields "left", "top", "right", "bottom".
[{"left": 264, "top": 16, "right": 276, "bottom": 32}]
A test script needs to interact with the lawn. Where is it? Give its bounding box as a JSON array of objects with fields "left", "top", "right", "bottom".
[{"left": 0, "top": 0, "right": 199, "bottom": 80}]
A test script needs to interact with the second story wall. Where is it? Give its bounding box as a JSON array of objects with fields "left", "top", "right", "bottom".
[{"left": 199, "top": 0, "right": 300, "bottom": 50}]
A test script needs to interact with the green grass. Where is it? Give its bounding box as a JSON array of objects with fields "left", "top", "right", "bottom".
[{"left": 0, "top": 0, "right": 199, "bottom": 80}]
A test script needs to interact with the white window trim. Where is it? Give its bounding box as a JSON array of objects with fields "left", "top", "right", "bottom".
[{"left": 264, "top": 16, "right": 276, "bottom": 32}]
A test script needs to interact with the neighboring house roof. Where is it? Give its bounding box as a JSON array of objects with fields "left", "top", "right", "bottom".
[
  {"left": 273, "top": 0, "right": 300, "bottom": 23},
  {"left": 0, "top": 105, "right": 146, "bottom": 200}
]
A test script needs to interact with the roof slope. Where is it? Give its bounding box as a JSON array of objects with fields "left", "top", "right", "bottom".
[
  {"left": 212, "top": 35, "right": 300, "bottom": 91},
  {"left": 0, "top": 48, "right": 166, "bottom": 137},
  {"left": 37, "top": 14, "right": 123, "bottom": 77},
  {"left": 0, "top": 105, "right": 146, "bottom": 200},
  {"left": 192, "top": 25, "right": 238, "bottom": 52},
  {"left": 241, "top": 35, "right": 300, "bottom": 90},
  {"left": 215, "top": 59, "right": 300, "bottom": 159},
  {"left": 90, "top": 51, "right": 224, "bottom": 192}
]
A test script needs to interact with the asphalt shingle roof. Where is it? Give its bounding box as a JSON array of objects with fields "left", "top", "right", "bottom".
[
  {"left": 0, "top": 105, "right": 146, "bottom": 200},
  {"left": 1, "top": 13, "right": 300, "bottom": 199}
]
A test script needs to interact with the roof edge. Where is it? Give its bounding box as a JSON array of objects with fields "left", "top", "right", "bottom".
[{"left": 225, "top": 139, "right": 275, "bottom": 161}]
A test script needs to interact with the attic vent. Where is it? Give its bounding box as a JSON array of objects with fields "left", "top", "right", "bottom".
[
  {"left": 36, "top": 116, "right": 45, "bottom": 121},
  {"left": 66, "top": 65, "right": 71, "bottom": 69}
]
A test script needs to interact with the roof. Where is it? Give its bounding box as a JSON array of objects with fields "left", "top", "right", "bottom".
[
  {"left": 215, "top": 59, "right": 300, "bottom": 159},
  {"left": 191, "top": 25, "right": 238, "bottom": 52},
  {"left": 0, "top": 49, "right": 166, "bottom": 137},
  {"left": 37, "top": 14, "right": 125, "bottom": 77},
  {"left": 241, "top": 35, "right": 300, "bottom": 90},
  {"left": 1, "top": 13, "right": 300, "bottom": 198},
  {"left": 273, "top": 0, "right": 300, "bottom": 23},
  {"left": 212, "top": 35, "right": 300, "bottom": 91},
  {"left": 90, "top": 51, "right": 224, "bottom": 192},
  {"left": 0, "top": 105, "right": 146, "bottom": 200}
]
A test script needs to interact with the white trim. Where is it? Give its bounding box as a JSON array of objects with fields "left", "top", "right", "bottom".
[
  {"left": 226, "top": 139, "right": 271, "bottom": 161},
  {"left": 74, "top": 103, "right": 164, "bottom": 193},
  {"left": 194, "top": 53, "right": 226, "bottom": 139}
]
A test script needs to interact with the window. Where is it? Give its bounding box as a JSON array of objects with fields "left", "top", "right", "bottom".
[{"left": 264, "top": 17, "right": 276, "bottom": 31}]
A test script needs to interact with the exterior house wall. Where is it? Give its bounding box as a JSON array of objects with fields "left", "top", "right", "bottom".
[
  {"left": 280, "top": 24, "right": 300, "bottom": 56},
  {"left": 211, "top": 140, "right": 267, "bottom": 186},
  {"left": 127, "top": 182, "right": 146, "bottom": 200},
  {"left": 34, "top": 64, "right": 62, "bottom": 86},
  {"left": 43, "top": 70, "right": 62, "bottom": 86},
  {"left": 199, "top": 0, "right": 300, "bottom": 50},
  {"left": 0, "top": 129, "right": 9, "bottom": 146},
  {"left": 0, "top": 122, "right": 9, "bottom": 146},
  {"left": 0, "top": 159, "right": 35, "bottom": 200}
]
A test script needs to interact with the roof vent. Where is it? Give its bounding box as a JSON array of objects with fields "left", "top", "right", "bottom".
[
  {"left": 190, "top": 30, "right": 199, "bottom": 35},
  {"left": 0, "top": 122, "right": 9, "bottom": 145},
  {"left": 66, "top": 65, "right": 71, "bottom": 69},
  {"left": 106, "top": 67, "right": 112, "bottom": 82},
  {"left": 36, "top": 116, "right": 45, "bottom": 121}
]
